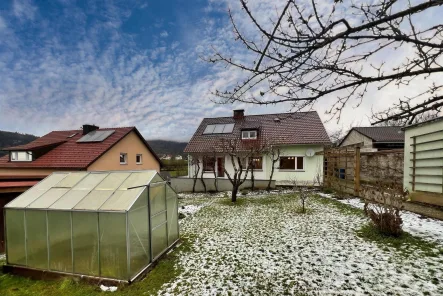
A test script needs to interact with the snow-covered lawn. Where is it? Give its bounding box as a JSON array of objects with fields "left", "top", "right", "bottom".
[{"left": 160, "top": 191, "right": 443, "bottom": 296}]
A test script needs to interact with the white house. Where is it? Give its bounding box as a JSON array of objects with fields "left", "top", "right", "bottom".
[
  {"left": 340, "top": 126, "right": 404, "bottom": 151},
  {"left": 184, "top": 110, "right": 331, "bottom": 185},
  {"left": 175, "top": 155, "right": 183, "bottom": 160}
]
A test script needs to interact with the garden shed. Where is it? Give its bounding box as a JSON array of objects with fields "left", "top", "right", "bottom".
[{"left": 3, "top": 170, "right": 179, "bottom": 282}]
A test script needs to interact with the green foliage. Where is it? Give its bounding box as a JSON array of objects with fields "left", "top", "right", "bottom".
[
  {"left": 0, "top": 130, "right": 38, "bottom": 157},
  {"left": 146, "top": 140, "right": 187, "bottom": 158},
  {"left": 356, "top": 224, "right": 443, "bottom": 258}
]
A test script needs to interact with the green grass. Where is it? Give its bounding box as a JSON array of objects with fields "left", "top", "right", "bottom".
[
  {"left": 314, "top": 194, "right": 365, "bottom": 217},
  {"left": 0, "top": 236, "right": 194, "bottom": 296},
  {"left": 356, "top": 224, "right": 443, "bottom": 258}
]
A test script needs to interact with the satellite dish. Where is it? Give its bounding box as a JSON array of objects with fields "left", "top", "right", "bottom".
[{"left": 306, "top": 149, "right": 315, "bottom": 157}]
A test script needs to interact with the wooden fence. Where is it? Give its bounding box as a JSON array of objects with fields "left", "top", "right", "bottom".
[{"left": 323, "top": 146, "right": 404, "bottom": 198}]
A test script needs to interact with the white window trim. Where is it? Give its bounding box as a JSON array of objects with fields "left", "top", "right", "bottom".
[
  {"left": 120, "top": 153, "right": 128, "bottom": 165},
  {"left": 241, "top": 130, "right": 257, "bottom": 140},
  {"left": 278, "top": 155, "right": 305, "bottom": 171},
  {"left": 11, "top": 152, "right": 17, "bottom": 161},
  {"left": 136, "top": 154, "right": 143, "bottom": 165},
  {"left": 10, "top": 151, "right": 33, "bottom": 162}
]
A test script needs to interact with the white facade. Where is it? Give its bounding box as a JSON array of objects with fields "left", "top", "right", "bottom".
[{"left": 188, "top": 145, "right": 324, "bottom": 185}]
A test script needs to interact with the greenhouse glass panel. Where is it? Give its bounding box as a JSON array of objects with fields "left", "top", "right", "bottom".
[
  {"left": 128, "top": 187, "right": 148, "bottom": 211},
  {"left": 72, "top": 173, "right": 108, "bottom": 190},
  {"left": 6, "top": 189, "right": 47, "bottom": 209},
  {"left": 48, "top": 211, "right": 72, "bottom": 272},
  {"left": 151, "top": 223, "right": 168, "bottom": 259},
  {"left": 74, "top": 190, "right": 114, "bottom": 210},
  {"left": 118, "top": 172, "right": 156, "bottom": 190},
  {"left": 54, "top": 172, "right": 88, "bottom": 188},
  {"left": 166, "top": 192, "right": 179, "bottom": 244},
  {"left": 99, "top": 213, "right": 127, "bottom": 279},
  {"left": 33, "top": 173, "right": 69, "bottom": 190},
  {"left": 128, "top": 206, "right": 150, "bottom": 277},
  {"left": 95, "top": 172, "right": 131, "bottom": 190},
  {"left": 99, "top": 187, "right": 144, "bottom": 211},
  {"left": 26, "top": 210, "right": 48, "bottom": 269},
  {"left": 49, "top": 190, "right": 89, "bottom": 210},
  {"left": 151, "top": 211, "right": 167, "bottom": 228},
  {"left": 27, "top": 188, "right": 69, "bottom": 209},
  {"left": 149, "top": 184, "right": 166, "bottom": 215},
  {"left": 72, "top": 212, "right": 99, "bottom": 276},
  {"left": 5, "top": 209, "right": 26, "bottom": 265},
  {"left": 150, "top": 175, "right": 164, "bottom": 183}
]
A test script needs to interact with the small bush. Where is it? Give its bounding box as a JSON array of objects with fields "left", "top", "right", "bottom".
[
  {"left": 364, "top": 204, "right": 403, "bottom": 236},
  {"left": 241, "top": 189, "right": 249, "bottom": 196}
]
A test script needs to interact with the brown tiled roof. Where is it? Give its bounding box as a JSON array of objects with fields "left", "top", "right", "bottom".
[
  {"left": 0, "top": 127, "right": 161, "bottom": 169},
  {"left": 184, "top": 111, "right": 331, "bottom": 153},
  {"left": 353, "top": 127, "right": 404, "bottom": 143}
]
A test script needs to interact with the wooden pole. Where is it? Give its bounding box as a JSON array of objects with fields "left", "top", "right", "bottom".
[{"left": 354, "top": 146, "right": 361, "bottom": 196}]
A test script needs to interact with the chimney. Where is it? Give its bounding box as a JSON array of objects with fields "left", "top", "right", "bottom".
[
  {"left": 82, "top": 124, "right": 99, "bottom": 135},
  {"left": 233, "top": 109, "right": 245, "bottom": 120}
]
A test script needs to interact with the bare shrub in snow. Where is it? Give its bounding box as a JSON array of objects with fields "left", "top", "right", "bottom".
[{"left": 291, "top": 178, "right": 311, "bottom": 213}]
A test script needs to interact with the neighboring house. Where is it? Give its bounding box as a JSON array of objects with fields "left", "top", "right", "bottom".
[
  {"left": 403, "top": 117, "right": 443, "bottom": 206},
  {"left": 184, "top": 110, "right": 331, "bottom": 184},
  {"left": 0, "top": 124, "right": 161, "bottom": 252},
  {"left": 161, "top": 155, "right": 172, "bottom": 160},
  {"left": 340, "top": 126, "right": 404, "bottom": 151},
  {"left": 175, "top": 155, "right": 183, "bottom": 160}
]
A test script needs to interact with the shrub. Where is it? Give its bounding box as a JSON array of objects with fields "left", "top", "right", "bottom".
[{"left": 241, "top": 189, "right": 249, "bottom": 196}]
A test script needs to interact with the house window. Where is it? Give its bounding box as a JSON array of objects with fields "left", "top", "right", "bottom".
[
  {"left": 120, "top": 153, "right": 127, "bottom": 164},
  {"left": 203, "top": 156, "right": 216, "bottom": 172},
  {"left": 280, "top": 156, "right": 304, "bottom": 170},
  {"left": 250, "top": 156, "right": 263, "bottom": 170},
  {"left": 26, "top": 152, "right": 32, "bottom": 161},
  {"left": 10, "top": 151, "right": 32, "bottom": 161},
  {"left": 242, "top": 130, "right": 257, "bottom": 139},
  {"left": 11, "top": 152, "right": 17, "bottom": 161},
  {"left": 136, "top": 154, "right": 142, "bottom": 164}
]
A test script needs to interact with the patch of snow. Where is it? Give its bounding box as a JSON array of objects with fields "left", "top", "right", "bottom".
[
  {"left": 179, "top": 205, "right": 202, "bottom": 216},
  {"left": 159, "top": 194, "right": 443, "bottom": 295},
  {"left": 0, "top": 254, "right": 5, "bottom": 260},
  {"left": 100, "top": 285, "right": 117, "bottom": 292},
  {"left": 334, "top": 197, "right": 443, "bottom": 244}
]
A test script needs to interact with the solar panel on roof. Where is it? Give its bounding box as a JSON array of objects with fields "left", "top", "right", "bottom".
[
  {"left": 223, "top": 123, "right": 235, "bottom": 133},
  {"left": 77, "top": 130, "right": 115, "bottom": 142},
  {"left": 213, "top": 124, "right": 225, "bottom": 134},
  {"left": 203, "top": 124, "right": 235, "bottom": 135},
  {"left": 203, "top": 125, "right": 216, "bottom": 134}
]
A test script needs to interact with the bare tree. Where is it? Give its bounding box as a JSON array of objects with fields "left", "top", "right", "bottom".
[
  {"left": 221, "top": 139, "right": 252, "bottom": 202},
  {"left": 211, "top": 151, "right": 219, "bottom": 192},
  {"left": 190, "top": 155, "right": 201, "bottom": 193},
  {"left": 208, "top": 0, "right": 443, "bottom": 125},
  {"left": 264, "top": 144, "right": 281, "bottom": 191}
]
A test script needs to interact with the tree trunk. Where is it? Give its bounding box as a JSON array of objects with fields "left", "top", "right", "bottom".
[
  {"left": 267, "top": 164, "right": 275, "bottom": 192},
  {"left": 231, "top": 185, "right": 238, "bottom": 202},
  {"left": 250, "top": 165, "right": 255, "bottom": 192},
  {"left": 200, "top": 174, "right": 207, "bottom": 193}
]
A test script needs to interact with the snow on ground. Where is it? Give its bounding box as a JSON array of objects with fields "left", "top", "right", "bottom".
[
  {"left": 331, "top": 195, "right": 443, "bottom": 245},
  {"left": 0, "top": 254, "right": 5, "bottom": 260},
  {"left": 159, "top": 192, "right": 443, "bottom": 296}
]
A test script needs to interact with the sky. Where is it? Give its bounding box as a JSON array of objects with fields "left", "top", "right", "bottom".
[{"left": 0, "top": 0, "right": 441, "bottom": 141}]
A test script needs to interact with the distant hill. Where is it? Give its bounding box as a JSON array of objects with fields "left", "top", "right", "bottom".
[
  {"left": 0, "top": 130, "right": 39, "bottom": 157},
  {"left": 146, "top": 140, "right": 188, "bottom": 157}
]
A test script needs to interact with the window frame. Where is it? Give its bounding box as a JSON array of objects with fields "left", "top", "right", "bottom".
[
  {"left": 241, "top": 130, "right": 258, "bottom": 140},
  {"left": 279, "top": 156, "right": 305, "bottom": 171},
  {"left": 119, "top": 153, "right": 128, "bottom": 165},
  {"left": 203, "top": 156, "right": 216, "bottom": 172},
  {"left": 249, "top": 156, "right": 263, "bottom": 171},
  {"left": 11, "top": 152, "right": 17, "bottom": 161},
  {"left": 136, "top": 154, "right": 143, "bottom": 165}
]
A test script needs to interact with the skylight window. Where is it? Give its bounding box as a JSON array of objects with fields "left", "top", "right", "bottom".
[{"left": 203, "top": 124, "right": 235, "bottom": 134}]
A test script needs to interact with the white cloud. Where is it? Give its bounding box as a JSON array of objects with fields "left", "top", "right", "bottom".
[
  {"left": 160, "top": 30, "right": 168, "bottom": 38},
  {"left": 0, "top": 0, "right": 442, "bottom": 142},
  {"left": 12, "top": 0, "right": 37, "bottom": 21}
]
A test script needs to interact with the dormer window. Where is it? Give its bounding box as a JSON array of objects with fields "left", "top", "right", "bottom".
[
  {"left": 10, "top": 151, "right": 33, "bottom": 162},
  {"left": 242, "top": 130, "right": 257, "bottom": 140}
]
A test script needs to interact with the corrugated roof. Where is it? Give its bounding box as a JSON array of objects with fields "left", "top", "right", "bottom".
[
  {"left": 184, "top": 111, "right": 331, "bottom": 153},
  {"left": 353, "top": 126, "right": 404, "bottom": 143},
  {"left": 0, "top": 127, "right": 161, "bottom": 169}
]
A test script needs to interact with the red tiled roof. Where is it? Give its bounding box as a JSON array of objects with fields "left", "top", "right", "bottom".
[
  {"left": 184, "top": 111, "right": 331, "bottom": 153},
  {"left": 0, "top": 127, "right": 161, "bottom": 169},
  {"left": 0, "top": 181, "right": 39, "bottom": 188}
]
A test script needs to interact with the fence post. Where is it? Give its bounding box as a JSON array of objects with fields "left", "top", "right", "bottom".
[{"left": 354, "top": 146, "right": 361, "bottom": 196}]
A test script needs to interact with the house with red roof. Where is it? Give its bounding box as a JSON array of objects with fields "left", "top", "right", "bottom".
[
  {"left": 184, "top": 110, "right": 331, "bottom": 184},
  {"left": 0, "top": 124, "right": 161, "bottom": 252}
]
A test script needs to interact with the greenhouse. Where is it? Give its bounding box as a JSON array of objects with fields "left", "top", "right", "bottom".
[{"left": 4, "top": 170, "right": 179, "bottom": 282}]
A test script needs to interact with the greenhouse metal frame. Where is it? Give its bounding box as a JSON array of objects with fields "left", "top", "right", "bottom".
[{"left": 3, "top": 170, "right": 179, "bottom": 282}]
